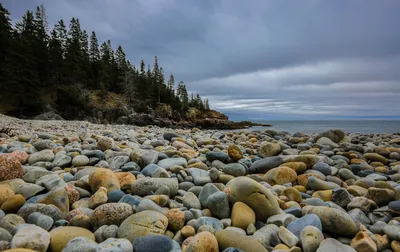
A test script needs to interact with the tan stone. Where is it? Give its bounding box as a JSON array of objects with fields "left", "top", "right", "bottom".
[
  {"left": 351, "top": 231, "right": 377, "bottom": 252},
  {"left": 215, "top": 229, "right": 268, "bottom": 252},
  {"left": 115, "top": 172, "right": 136, "bottom": 190},
  {"left": 49, "top": 226, "right": 95, "bottom": 252},
  {"left": 280, "top": 162, "right": 307, "bottom": 174},
  {"left": 166, "top": 208, "right": 185, "bottom": 232},
  {"left": 312, "top": 190, "right": 333, "bottom": 202},
  {"left": 231, "top": 202, "right": 256, "bottom": 230},
  {"left": 88, "top": 168, "right": 120, "bottom": 193},
  {"left": 264, "top": 167, "right": 297, "bottom": 186},
  {"left": 181, "top": 225, "right": 196, "bottom": 238},
  {"left": 0, "top": 187, "right": 15, "bottom": 206},
  {"left": 228, "top": 144, "right": 243, "bottom": 161},
  {"left": 1, "top": 194, "right": 25, "bottom": 213},
  {"left": 283, "top": 187, "right": 302, "bottom": 203},
  {"left": 186, "top": 231, "right": 218, "bottom": 252}
]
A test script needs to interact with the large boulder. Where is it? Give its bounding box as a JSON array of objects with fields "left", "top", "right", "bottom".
[{"left": 226, "top": 177, "right": 283, "bottom": 221}]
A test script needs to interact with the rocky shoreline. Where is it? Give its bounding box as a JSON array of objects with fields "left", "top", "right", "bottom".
[{"left": 0, "top": 115, "right": 400, "bottom": 252}]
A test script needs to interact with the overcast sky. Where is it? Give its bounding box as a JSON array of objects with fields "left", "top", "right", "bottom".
[{"left": 4, "top": 0, "right": 400, "bottom": 120}]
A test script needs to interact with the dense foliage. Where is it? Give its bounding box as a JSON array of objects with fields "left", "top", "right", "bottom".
[{"left": 0, "top": 4, "right": 210, "bottom": 117}]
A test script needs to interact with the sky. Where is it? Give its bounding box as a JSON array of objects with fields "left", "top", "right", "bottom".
[{"left": 4, "top": 0, "right": 400, "bottom": 121}]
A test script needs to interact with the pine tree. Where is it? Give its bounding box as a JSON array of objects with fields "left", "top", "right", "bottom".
[
  {"left": 121, "top": 64, "right": 136, "bottom": 104},
  {"left": 204, "top": 99, "right": 210, "bottom": 110},
  {"left": 196, "top": 94, "right": 204, "bottom": 110},
  {"left": 14, "top": 10, "right": 42, "bottom": 114},
  {"left": 34, "top": 5, "right": 50, "bottom": 87},
  {"left": 65, "top": 18, "right": 84, "bottom": 85},
  {"left": 80, "top": 29, "right": 89, "bottom": 84},
  {"left": 99, "top": 41, "right": 111, "bottom": 91},
  {"left": 168, "top": 74, "right": 175, "bottom": 91},
  {"left": 0, "top": 3, "right": 14, "bottom": 93},
  {"left": 89, "top": 31, "right": 100, "bottom": 88}
]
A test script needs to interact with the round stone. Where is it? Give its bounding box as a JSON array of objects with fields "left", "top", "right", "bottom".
[
  {"left": 301, "top": 226, "right": 324, "bottom": 252},
  {"left": 117, "top": 210, "right": 168, "bottom": 243},
  {"left": 186, "top": 231, "right": 219, "bottom": 252},
  {"left": 88, "top": 168, "right": 121, "bottom": 193},
  {"left": 231, "top": 202, "right": 255, "bottom": 230},
  {"left": 0, "top": 155, "right": 24, "bottom": 181},
  {"left": 91, "top": 203, "right": 133, "bottom": 229},
  {"left": 258, "top": 142, "right": 281, "bottom": 158},
  {"left": 263, "top": 167, "right": 297, "bottom": 185},
  {"left": 226, "top": 177, "right": 283, "bottom": 221},
  {"left": 72, "top": 155, "right": 90, "bottom": 167},
  {"left": 216, "top": 229, "right": 268, "bottom": 252},
  {"left": 49, "top": 226, "right": 95, "bottom": 252}
]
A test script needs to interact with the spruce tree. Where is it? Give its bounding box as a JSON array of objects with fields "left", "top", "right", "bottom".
[
  {"left": 89, "top": 31, "right": 100, "bottom": 88},
  {"left": 0, "top": 3, "right": 14, "bottom": 93},
  {"left": 14, "top": 10, "right": 42, "bottom": 114},
  {"left": 99, "top": 41, "right": 111, "bottom": 91},
  {"left": 168, "top": 74, "right": 175, "bottom": 91},
  {"left": 65, "top": 18, "right": 84, "bottom": 85}
]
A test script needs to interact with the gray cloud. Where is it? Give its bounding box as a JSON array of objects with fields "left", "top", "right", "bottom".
[{"left": 4, "top": 0, "right": 400, "bottom": 120}]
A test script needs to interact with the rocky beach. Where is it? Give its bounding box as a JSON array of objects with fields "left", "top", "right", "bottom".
[{"left": 0, "top": 114, "right": 400, "bottom": 252}]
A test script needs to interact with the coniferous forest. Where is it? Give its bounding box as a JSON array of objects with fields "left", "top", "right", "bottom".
[{"left": 0, "top": 4, "right": 211, "bottom": 123}]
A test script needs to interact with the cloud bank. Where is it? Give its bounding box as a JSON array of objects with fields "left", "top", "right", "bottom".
[{"left": 4, "top": 0, "right": 400, "bottom": 120}]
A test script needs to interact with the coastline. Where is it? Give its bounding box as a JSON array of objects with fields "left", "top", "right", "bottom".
[{"left": 1, "top": 114, "right": 400, "bottom": 251}]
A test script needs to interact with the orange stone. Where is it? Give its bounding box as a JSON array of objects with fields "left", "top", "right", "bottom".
[{"left": 0, "top": 154, "right": 24, "bottom": 181}]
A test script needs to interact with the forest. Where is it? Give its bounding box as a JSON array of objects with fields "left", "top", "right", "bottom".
[{"left": 0, "top": 4, "right": 210, "bottom": 120}]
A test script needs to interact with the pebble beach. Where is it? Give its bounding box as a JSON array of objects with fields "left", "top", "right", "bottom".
[{"left": 0, "top": 114, "right": 400, "bottom": 252}]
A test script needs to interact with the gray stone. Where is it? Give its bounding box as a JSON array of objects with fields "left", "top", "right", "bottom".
[
  {"left": 252, "top": 224, "right": 281, "bottom": 247},
  {"left": 207, "top": 191, "right": 230, "bottom": 219},
  {"left": 28, "top": 149, "right": 55, "bottom": 164},
  {"left": 249, "top": 156, "right": 284, "bottom": 173},
  {"left": 11, "top": 224, "right": 50, "bottom": 252},
  {"left": 72, "top": 155, "right": 90, "bottom": 167},
  {"left": 383, "top": 225, "right": 400, "bottom": 241},
  {"left": 287, "top": 214, "right": 322, "bottom": 239},
  {"left": 0, "top": 227, "right": 12, "bottom": 242},
  {"left": 348, "top": 208, "right": 371, "bottom": 225},
  {"left": 267, "top": 214, "right": 297, "bottom": 227},
  {"left": 109, "top": 156, "right": 130, "bottom": 170},
  {"left": 182, "top": 192, "right": 201, "bottom": 209},
  {"left": 198, "top": 183, "right": 220, "bottom": 208},
  {"left": 63, "top": 237, "right": 98, "bottom": 252},
  {"left": 158, "top": 158, "right": 187, "bottom": 169},
  {"left": 223, "top": 163, "right": 246, "bottom": 177},
  {"left": 19, "top": 183, "right": 45, "bottom": 199},
  {"left": 97, "top": 238, "right": 133, "bottom": 252},
  {"left": 18, "top": 203, "right": 62, "bottom": 221},
  {"left": 312, "top": 162, "right": 332, "bottom": 176},
  {"left": 35, "top": 173, "right": 67, "bottom": 190},
  {"left": 316, "top": 238, "right": 356, "bottom": 252},
  {"left": 131, "top": 177, "right": 179, "bottom": 196},
  {"left": 307, "top": 176, "right": 340, "bottom": 190},
  {"left": 27, "top": 212, "right": 54, "bottom": 231},
  {"left": 332, "top": 188, "right": 353, "bottom": 209},
  {"left": 194, "top": 217, "right": 223, "bottom": 232}
]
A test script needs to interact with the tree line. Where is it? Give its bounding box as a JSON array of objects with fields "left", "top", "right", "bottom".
[{"left": 0, "top": 4, "right": 210, "bottom": 116}]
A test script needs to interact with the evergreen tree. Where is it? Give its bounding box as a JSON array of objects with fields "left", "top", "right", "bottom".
[
  {"left": 196, "top": 94, "right": 204, "bottom": 110},
  {"left": 168, "top": 74, "right": 175, "bottom": 91},
  {"left": 89, "top": 31, "right": 100, "bottom": 88},
  {"left": 65, "top": 18, "right": 84, "bottom": 85},
  {"left": 99, "top": 41, "right": 111, "bottom": 91},
  {"left": 0, "top": 3, "right": 14, "bottom": 92},
  {"left": 14, "top": 10, "right": 42, "bottom": 114},
  {"left": 0, "top": 3, "right": 211, "bottom": 118}
]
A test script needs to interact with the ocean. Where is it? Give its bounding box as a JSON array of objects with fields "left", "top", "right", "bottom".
[{"left": 246, "top": 120, "right": 400, "bottom": 134}]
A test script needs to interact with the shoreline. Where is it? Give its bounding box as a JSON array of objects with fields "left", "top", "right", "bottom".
[{"left": 0, "top": 114, "right": 400, "bottom": 251}]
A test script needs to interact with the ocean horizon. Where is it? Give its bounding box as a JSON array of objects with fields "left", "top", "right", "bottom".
[{"left": 245, "top": 120, "right": 400, "bottom": 134}]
